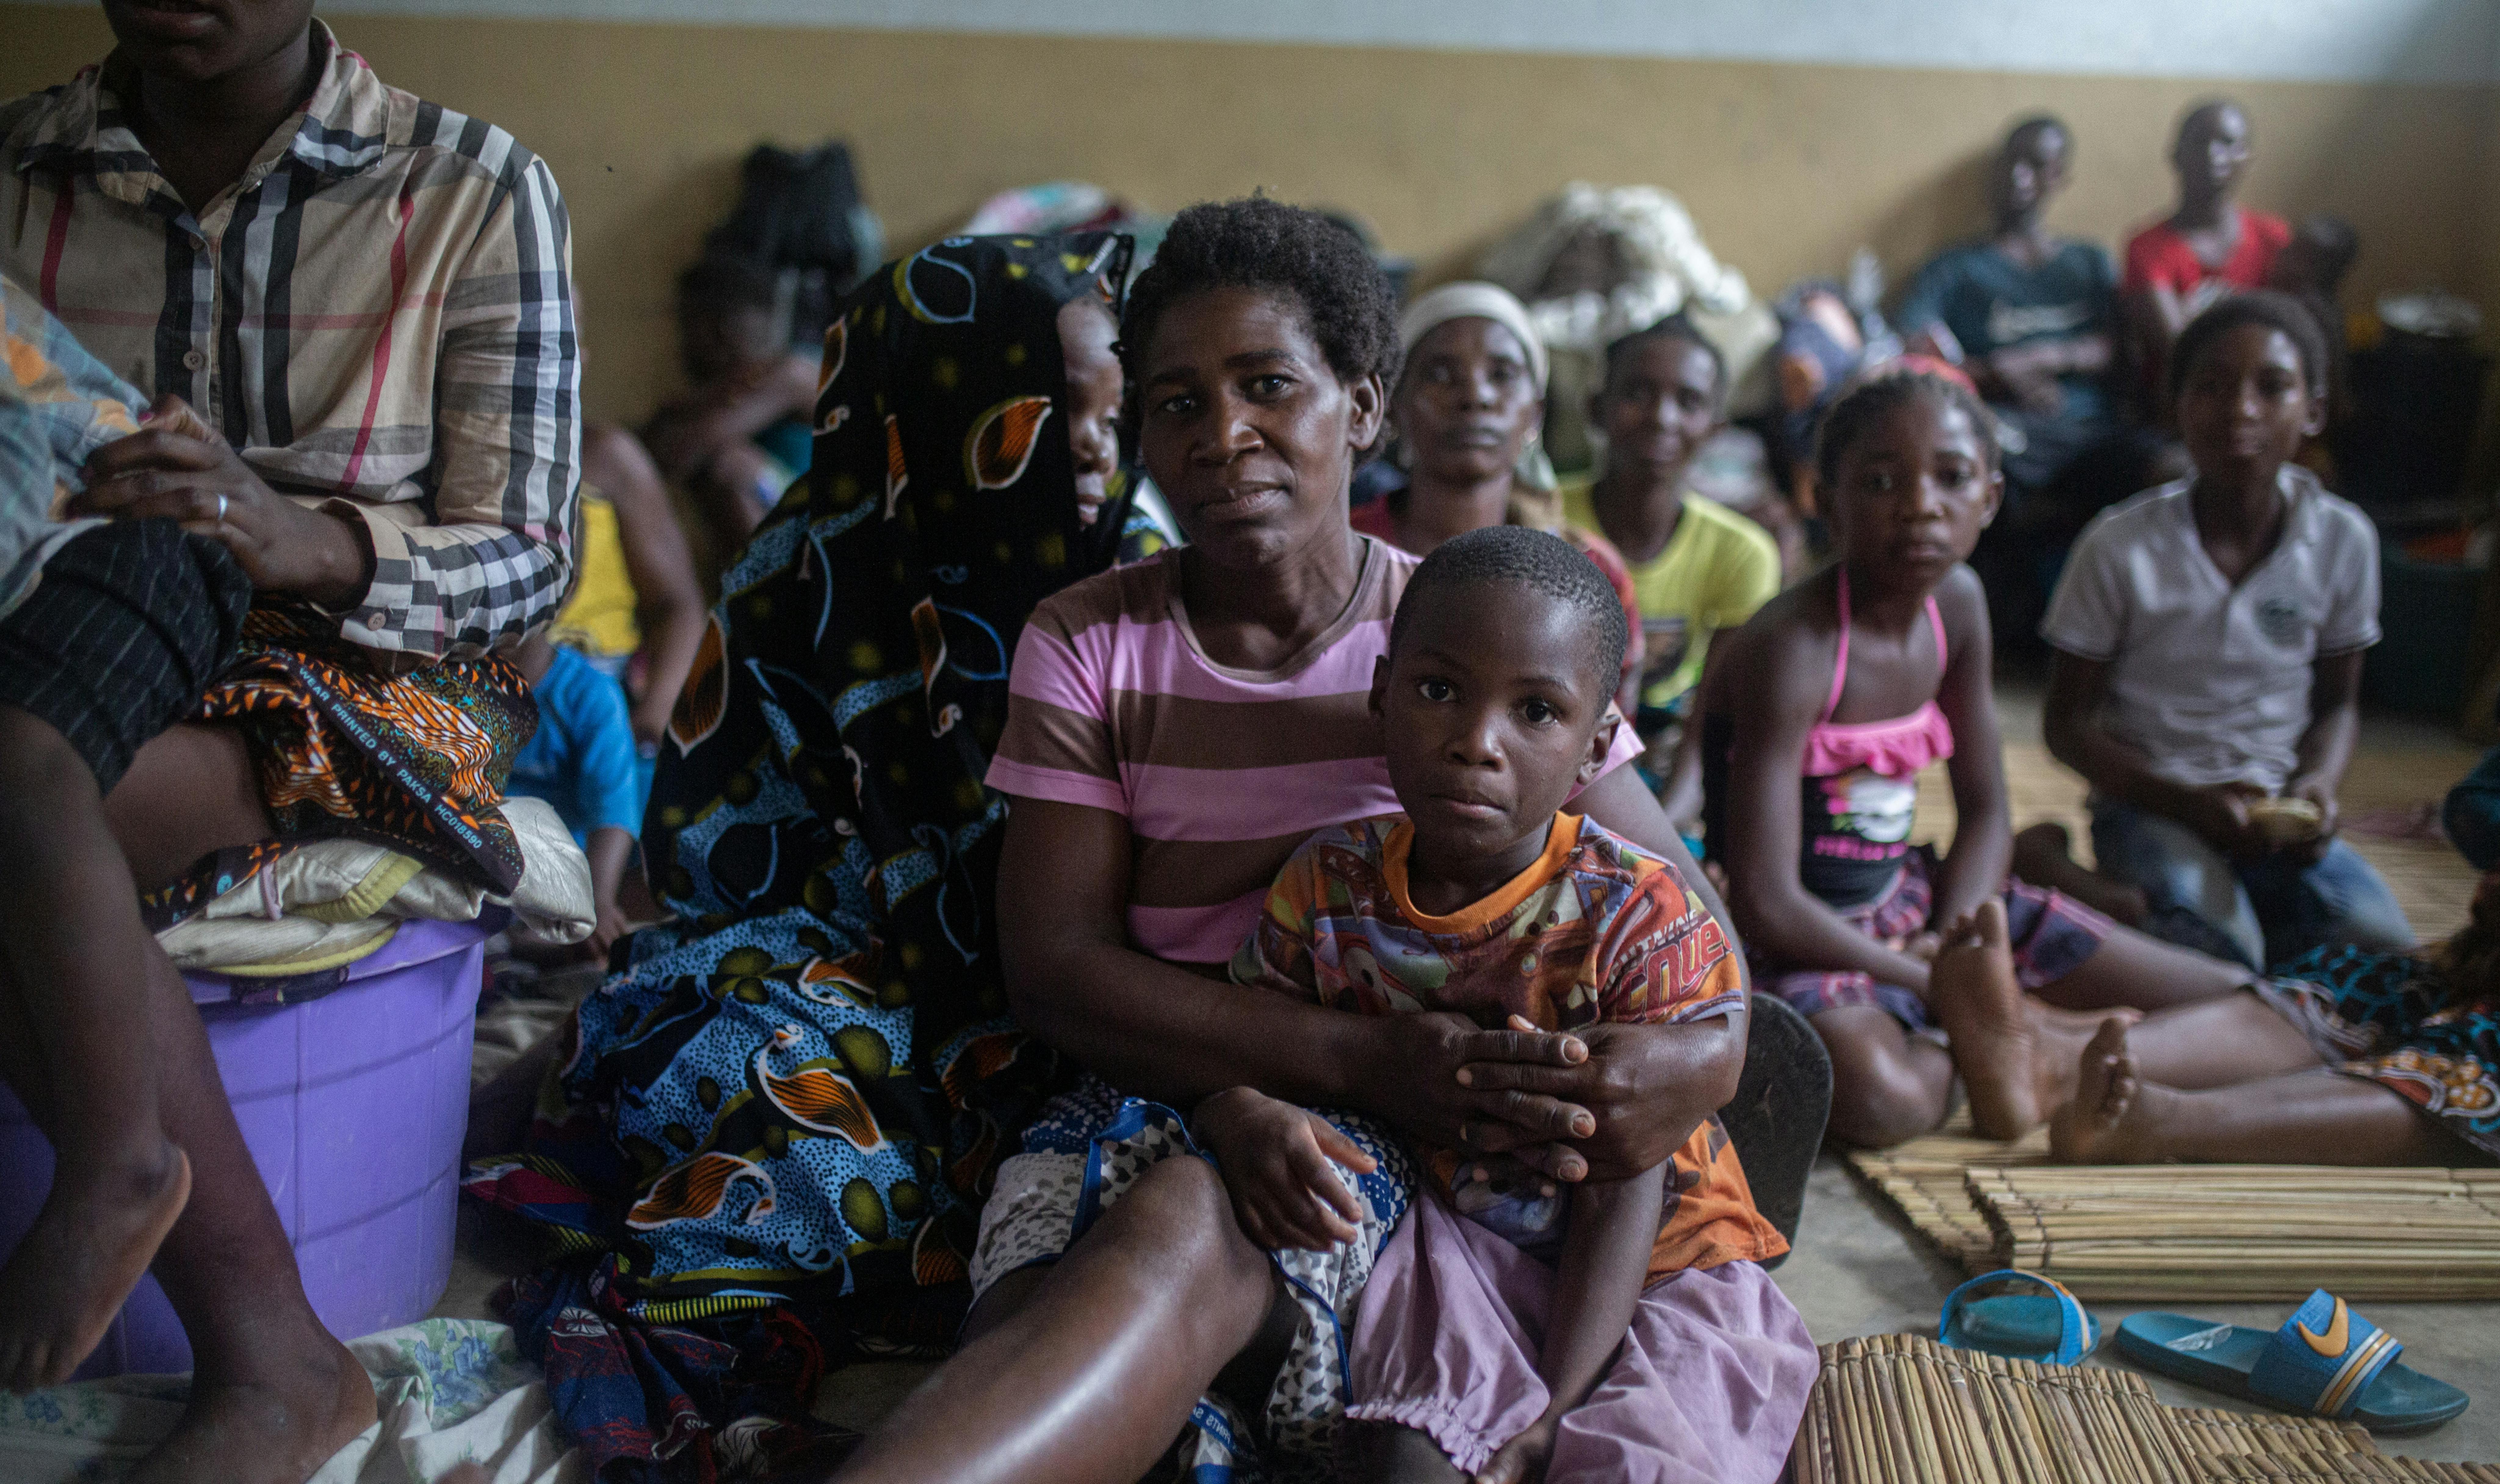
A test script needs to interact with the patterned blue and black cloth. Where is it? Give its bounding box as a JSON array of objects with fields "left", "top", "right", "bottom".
[
  {"left": 2257, "top": 944, "right": 2500, "bottom": 1160},
  {"left": 468, "top": 232, "right": 1168, "bottom": 1478}
]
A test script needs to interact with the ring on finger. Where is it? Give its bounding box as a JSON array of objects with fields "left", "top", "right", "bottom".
[{"left": 215, "top": 492, "right": 229, "bottom": 524}]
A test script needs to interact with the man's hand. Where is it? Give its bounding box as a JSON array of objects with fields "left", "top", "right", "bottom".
[
  {"left": 2281, "top": 775, "right": 2342, "bottom": 864},
  {"left": 1192, "top": 1087, "right": 1377, "bottom": 1252},
  {"left": 2188, "top": 781, "right": 2271, "bottom": 862},
  {"left": 77, "top": 397, "right": 368, "bottom": 607}
]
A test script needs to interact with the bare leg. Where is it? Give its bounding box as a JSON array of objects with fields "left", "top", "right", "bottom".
[
  {"left": 1342, "top": 1421, "right": 1467, "bottom": 1482},
  {"left": 2051, "top": 1019, "right": 2453, "bottom": 1165},
  {"left": 0, "top": 716, "right": 371, "bottom": 1473},
  {"left": 101, "top": 722, "right": 271, "bottom": 892},
  {"left": 2013, "top": 822, "right": 2147, "bottom": 927},
  {"left": 2032, "top": 918, "right": 2256, "bottom": 1015},
  {"left": 1814, "top": 1005, "right": 1956, "bottom": 1149},
  {"left": 2041, "top": 989, "right": 2323, "bottom": 1107},
  {"left": 831, "top": 1156, "right": 1279, "bottom": 1484},
  {"left": 0, "top": 710, "right": 192, "bottom": 1389},
  {"left": 124, "top": 937, "right": 377, "bottom": 1483}
]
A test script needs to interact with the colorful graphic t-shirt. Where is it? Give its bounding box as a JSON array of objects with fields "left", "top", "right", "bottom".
[{"left": 1231, "top": 810, "right": 1784, "bottom": 1276}]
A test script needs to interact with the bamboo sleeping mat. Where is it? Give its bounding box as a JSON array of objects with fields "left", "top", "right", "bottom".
[
  {"left": 1787, "top": 1333, "right": 2498, "bottom": 1484},
  {"left": 1842, "top": 1119, "right": 2500, "bottom": 1301}
]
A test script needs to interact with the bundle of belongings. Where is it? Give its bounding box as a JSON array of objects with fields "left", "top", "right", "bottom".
[{"left": 2, "top": 273, "right": 594, "bottom": 995}]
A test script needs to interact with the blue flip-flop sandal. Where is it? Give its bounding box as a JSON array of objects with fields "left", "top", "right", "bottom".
[
  {"left": 2115, "top": 1290, "right": 2468, "bottom": 1434},
  {"left": 1939, "top": 1270, "right": 2100, "bottom": 1364}
]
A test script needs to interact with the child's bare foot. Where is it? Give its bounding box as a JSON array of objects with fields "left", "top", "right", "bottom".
[
  {"left": 1929, "top": 899, "right": 2045, "bottom": 1142},
  {"left": 0, "top": 1140, "right": 190, "bottom": 1390},
  {"left": 1475, "top": 1417, "right": 1558, "bottom": 1484},
  {"left": 2013, "top": 822, "right": 2148, "bottom": 927},
  {"left": 2049, "top": 1017, "right": 2171, "bottom": 1164},
  {"left": 128, "top": 1325, "right": 375, "bottom": 1484}
]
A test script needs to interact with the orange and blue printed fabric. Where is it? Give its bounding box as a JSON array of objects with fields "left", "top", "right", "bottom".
[
  {"left": 0, "top": 270, "right": 140, "bottom": 620},
  {"left": 1233, "top": 811, "right": 1787, "bottom": 1276},
  {"left": 2255, "top": 943, "right": 2500, "bottom": 1160}
]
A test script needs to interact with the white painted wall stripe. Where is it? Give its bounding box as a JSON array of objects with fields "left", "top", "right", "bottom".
[{"left": 19, "top": 0, "right": 2500, "bottom": 83}]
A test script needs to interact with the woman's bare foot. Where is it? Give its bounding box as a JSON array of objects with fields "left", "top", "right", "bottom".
[
  {"left": 0, "top": 1139, "right": 190, "bottom": 1390},
  {"left": 2013, "top": 822, "right": 2148, "bottom": 927},
  {"left": 2049, "top": 1018, "right": 2173, "bottom": 1163},
  {"left": 128, "top": 1324, "right": 375, "bottom": 1484},
  {"left": 1929, "top": 900, "right": 2048, "bottom": 1141}
]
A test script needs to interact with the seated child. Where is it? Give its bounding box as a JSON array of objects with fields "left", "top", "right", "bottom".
[
  {"left": 555, "top": 423, "right": 710, "bottom": 755},
  {"left": 1210, "top": 525, "right": 1814, "bottom": 1484},
  {"left": 508, "top": 630, "right": 642, "bottom": 961},
  {"left": 2040, "top": 292, "right": 2412, "bottom": 973},
  {"left": 1698, "top": 370, "right": 2253, "bottom": 1149},
  {"left": 641, "top": 252, "right": 822, "bottom": 562},
  {"left": 2123, "top": 100, "right": 2291, "bottom": 413},
  {"left": 1559, "top": 319, "right": 1782, "bottom": 760}
]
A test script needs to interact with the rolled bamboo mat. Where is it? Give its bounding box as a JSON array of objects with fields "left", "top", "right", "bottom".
[
  {"left": 1785, "top": 1333, "right": 2492, "bottom": 1484},
  {"left": 1971, "top": 1167, "right": 2500, "bottom": 1302},
  {"left": 1839, "top": 1120, "right": 2500, "bottom": 1300},
  {"left": 1842, "top": 1114, "right": 2051, "bottom": 1273}
]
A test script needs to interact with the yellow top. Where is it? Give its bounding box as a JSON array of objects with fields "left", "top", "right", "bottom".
[
  {"left": 1559, "top": 476, "right": 1780, "bottom": 715},
  {"left": 548, "top": 492, "right": 640, "bottom": 659}
]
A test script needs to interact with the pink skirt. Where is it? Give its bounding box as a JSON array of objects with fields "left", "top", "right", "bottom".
[{"left": 1346, "top": 1188, "right": 1818, "bottom": 1482}]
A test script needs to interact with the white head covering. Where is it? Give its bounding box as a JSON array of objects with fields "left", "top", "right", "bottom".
[{"left": 1397, "top": 281, "right": 1549, "bottom": 393}]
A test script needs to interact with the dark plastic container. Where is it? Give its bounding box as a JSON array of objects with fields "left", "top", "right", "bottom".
[
  {"left": 2364, "top": 551, "right": 2484, "bottom": 717},
  {"left": 2337, "top": 340, "right": 2491, "bottom": 509}
]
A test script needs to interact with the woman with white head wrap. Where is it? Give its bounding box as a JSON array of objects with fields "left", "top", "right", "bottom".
[{"left": 1353, "top": 281, "right": 1644, "bottom": 696}]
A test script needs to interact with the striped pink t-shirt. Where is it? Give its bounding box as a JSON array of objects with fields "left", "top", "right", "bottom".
[{"left": 986, "top": 537, "right": 1642, "bottom": 965}]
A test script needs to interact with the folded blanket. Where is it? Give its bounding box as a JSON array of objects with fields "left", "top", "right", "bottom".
[{"left": 158, "top": 796, "right": 593, "bottom": 974}]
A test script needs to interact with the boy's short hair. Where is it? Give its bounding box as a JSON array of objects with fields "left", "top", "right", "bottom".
[
  {"left": 2169, "top": 290, "right": 2329, "bottom": 404},
  {"left": 1390, "top": 525, "right": 1629, "bottom": 696},
  {"left": 1600, "top": 314, "right": 1725, "bottom": 408}
]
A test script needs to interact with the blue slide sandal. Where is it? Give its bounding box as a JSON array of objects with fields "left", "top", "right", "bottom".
[
  {"left": 2115, "top": 1290, "right": 2468, "bottom": 1435},
  {"left": 1939, "top": 1270, "right": 2099, "bottom": 1364}
]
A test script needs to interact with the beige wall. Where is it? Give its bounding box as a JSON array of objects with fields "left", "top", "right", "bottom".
[{"left": 5, "top": 5, "right": 2494, "bottom": 423}]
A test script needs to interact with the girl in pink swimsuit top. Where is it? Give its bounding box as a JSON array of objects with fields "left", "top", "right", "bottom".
[{"left": 1703, "top": 567, "right": 1954, "bottom": 907}]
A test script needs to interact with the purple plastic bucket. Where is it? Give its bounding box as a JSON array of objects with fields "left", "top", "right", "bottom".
[{"left": 0, "top": 916, "right": 489, "bottom": 1379}]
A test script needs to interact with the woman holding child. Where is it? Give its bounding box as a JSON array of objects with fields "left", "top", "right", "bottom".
[{"left": 810, "top": 200, "right": 1814, "bottom": 1484}]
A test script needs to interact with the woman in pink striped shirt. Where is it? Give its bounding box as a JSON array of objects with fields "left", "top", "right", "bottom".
[{"left": 829, "top": 199, "right": 1802, "bottom": 1484}]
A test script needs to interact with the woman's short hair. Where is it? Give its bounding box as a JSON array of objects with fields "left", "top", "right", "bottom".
[
  {"left": 2169, "top": 290, "right": 2329, "bottom": 405},
  {"left": 1120, "top": 197, "right": 1402, "bottom": 393}
]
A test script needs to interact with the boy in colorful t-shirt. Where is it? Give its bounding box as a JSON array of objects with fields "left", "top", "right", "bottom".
[{"left": 1199, "top": 526, "right": 1808, "bottom": 1484}]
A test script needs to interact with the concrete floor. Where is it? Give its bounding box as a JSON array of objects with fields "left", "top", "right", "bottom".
[{"left": 437, "top": 1151, "right": 2500, "bottom": 1462}]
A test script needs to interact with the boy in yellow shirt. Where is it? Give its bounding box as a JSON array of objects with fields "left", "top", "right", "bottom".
[{"left": 1559, "top": 317, "right": 1781, "bottom": 747}]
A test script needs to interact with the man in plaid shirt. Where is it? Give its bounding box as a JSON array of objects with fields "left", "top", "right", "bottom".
[{"left": 0, "top": 5, "right": 577, "bottom": 1478}]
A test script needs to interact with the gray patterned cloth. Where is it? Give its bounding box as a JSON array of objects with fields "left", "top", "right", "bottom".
[{"left": 970, "top": 1076, "right": 1415, "bottom": 1482}]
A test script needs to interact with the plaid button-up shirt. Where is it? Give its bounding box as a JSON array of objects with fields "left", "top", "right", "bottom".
[{"left": 1, "top": 25, "right": 578, "bottom": 661}]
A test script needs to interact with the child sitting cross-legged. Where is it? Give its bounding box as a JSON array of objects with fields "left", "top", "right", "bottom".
[
  {"left": 1698, "top": 368, "right": 2257, "bottom": 1151},
  {"left": 1200, "top": 525, "right": 1815, "bottom": 1484}
]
